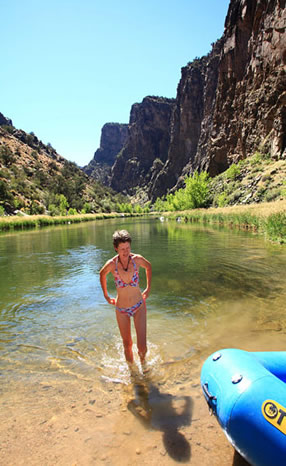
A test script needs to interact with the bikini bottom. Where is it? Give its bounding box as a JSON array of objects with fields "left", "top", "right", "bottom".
[{"left": 116, "top": 299, "right": 143, "bottom": 317}]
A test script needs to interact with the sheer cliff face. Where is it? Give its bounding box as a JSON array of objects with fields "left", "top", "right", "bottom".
[
  {"left": 88, "top": 0, "right": 285, "bottom": 199},
  {"left": 83, "top": 123, "right": 128, "bottom": 183},
  {"left": 206, "top": 0, "right": 286, "bottom": 176},
  {"left": 110, "top": 97, "right": 175, "bottom": 193},
  {"left": 150, "top": 47, "right": 222, "bottom": 199},
  {"left": 151, "top": 0, "right": 286, "bottom": 198}
]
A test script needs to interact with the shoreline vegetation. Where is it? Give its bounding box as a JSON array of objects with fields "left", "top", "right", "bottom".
[
  {"left": 154, "top": 200, "right": 286, "bottom": 244},
  {"left": 0, "top": 200, "right": 285, "bottom": 244},
  {"left": 0, "top": 212, "right": 142, "bottom": 232}
]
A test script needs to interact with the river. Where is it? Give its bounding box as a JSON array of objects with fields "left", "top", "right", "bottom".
[{"left": 0, "top": 217, "right": 285, "bottom": 465}]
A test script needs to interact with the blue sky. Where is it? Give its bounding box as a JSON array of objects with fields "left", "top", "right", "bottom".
[{"left": 1, "top": 0, "right": 230, "bottom": 167}]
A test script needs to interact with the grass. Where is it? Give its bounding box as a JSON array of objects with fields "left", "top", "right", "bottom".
[
  {"left": 0, "top": 212, "right": 142, "bottom": 232},
  {"left": 154, "top": 200, "right": 286, "bottom": 243},
  {"left": 1, "top": 201, "right": 285, "bottom": 244}
]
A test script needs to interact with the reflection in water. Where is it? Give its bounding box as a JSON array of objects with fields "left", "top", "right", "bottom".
[
  {"left": 0, "top": 218, "right": 286, "bottom": 465},
  {"left": 0, "top": 218, "right": 286, "bottom": 385},
  {"left": 128, "top": 375, "right": 192, "bottom": 462}
]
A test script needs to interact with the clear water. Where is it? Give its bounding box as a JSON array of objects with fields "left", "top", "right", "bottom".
[
  {"left": 0, "top": 217, "right": 286, "bottom": 387},
  {"left": 0, "top": 218, "right": 286, "bottom": 464}
]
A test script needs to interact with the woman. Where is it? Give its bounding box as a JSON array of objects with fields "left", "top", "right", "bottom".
[{"left": 99, "top": 230, "right": 152, "bottom": 365}]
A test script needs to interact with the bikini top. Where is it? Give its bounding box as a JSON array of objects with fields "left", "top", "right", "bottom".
[{"left": 114, "top": 256, "right": 139, "bottom": 288}]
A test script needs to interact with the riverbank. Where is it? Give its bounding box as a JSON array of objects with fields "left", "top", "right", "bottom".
[
  {"left": 1, "top": 200, "right": 285, "bottom": 244},
  {"left": 0, "top": 362, "right": 249, "bottom": 466},
  {"left": 2, "top": 214, "right": 285, "bottom": 465},
  {"left": 0, "top": 212, "right": 142, "bottom": 232},
  {"left": 155, "top": 199, "right": 286, "bottom": 243}
]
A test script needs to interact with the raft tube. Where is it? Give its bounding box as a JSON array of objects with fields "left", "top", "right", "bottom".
[{"left": 201, "top": 349, "right": 286, "bottom": 466}]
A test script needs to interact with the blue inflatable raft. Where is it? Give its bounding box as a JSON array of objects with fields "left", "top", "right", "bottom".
[{"left": 201, "top": 349, "right": 286, "bottom": 466}]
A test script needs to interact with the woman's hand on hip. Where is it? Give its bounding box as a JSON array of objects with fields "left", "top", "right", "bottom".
[
  {"left": 105, "top": 295, "right": 116, "bottom": 305},
  {"left": 142, "top": 289, "right": 150, "bottom": 300}
]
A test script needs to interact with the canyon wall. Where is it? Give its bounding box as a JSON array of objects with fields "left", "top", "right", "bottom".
[
  {"left": 110, "top": 96, "right": 175, "bottom": 194},
  {"left": 83, "top": 123, "right": 129, "bottom": 184},
  {"left": 87, "top": 0, "right": 286, "bottom": 200}
]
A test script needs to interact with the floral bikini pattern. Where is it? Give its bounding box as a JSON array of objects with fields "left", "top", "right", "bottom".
[{"left": 114, "top": 256, "right": 142, "bottom": 316}]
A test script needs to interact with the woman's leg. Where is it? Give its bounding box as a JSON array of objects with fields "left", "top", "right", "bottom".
[
  {"left": 116, "top": 309, "right": 134, "bottom": 363},
  {"left": 133, "top": 301, "right": 147, "bottom": 364}
]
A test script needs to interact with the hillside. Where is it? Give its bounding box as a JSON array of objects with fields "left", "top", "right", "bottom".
[
  {"left": 209, "top": 152, "right": 286, "bottom": 207},
  {"left": 131, "top": 151, "right": 286, "bottom": 211},
  {"left": 0, "top": 116, "right": 126, "bottom": 216}
]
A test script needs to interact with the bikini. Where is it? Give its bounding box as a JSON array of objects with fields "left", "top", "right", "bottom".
[{"left": 114, "top": 256, "right": 143, "bottom": 317}]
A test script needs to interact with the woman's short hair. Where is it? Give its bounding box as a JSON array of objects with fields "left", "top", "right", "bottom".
[{"left": 112, "top": 230, "right": 132, "bottom": 248}]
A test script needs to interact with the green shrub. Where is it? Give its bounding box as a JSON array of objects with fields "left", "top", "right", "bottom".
[
  {"left": 29, "top": 201, "right": 45, "bottom": 215},
  {"left": 251, "top": 152, "right": 262, "bottom": 164},
  {"left": 0, "top": 168, "right": 10, "bottom": 179},
  {"left": 261, "top": 173, "right": 272, "bottom": 182},
  {"left": 48, "top": 204, "right": 60, "bottom": 216},
  {"left": 57, "top": 194, "right": 69, "bottom": 215},
  {"left": 249, "top": 151, "right": 271, "bottom": 166},
  {"left": 152, "top": 171, "right": 210, "bottom": 211},
  {"left": 133, "top": 204, "right": 143, "bottom": 213},
  {"left": 81, "top": 202, "right": 92, "bottom": 214},
  {"left": 256, "top": 187, "right": 267, "bottom": 200},
  {"left": 116, "top": 202, "right": 133, "bottom": 213},
  {"left": 264, "top": 189, "right": 281, "bottom": 202},
  {"left": 228, "top": 189, "right": 242, "bottom": 204},
  {"left": 214, "top": 193, "right": 229, "bottom": 207},
  {"left": 0, "top": 179, "right": 13, "bottom": 201},
  {"left": 101, "top": 200, "right": 112, "bottom": 213},
  {"left": 143, "top": 202, "right": 151, "bottom": 213},
  {"left": 1, "top": 125, "right": 14, "bottom": 134},
  {"left": 281, "top": 182, "right": 286, "bottom": 199},
  {"left": 0, "top": 145, "right": 15, "bottom": 166},
  {"left": 264, "top": 212, "right": 286, "bottom": 243},
  {"left": 224, "top": 164, "right": 241, "bottom": 181},
  {"left": 153, "top": 197, "right": 166, "bottom": 212},
  {"left": 183, "top": 171, "right": 210, "bottom": 208}
]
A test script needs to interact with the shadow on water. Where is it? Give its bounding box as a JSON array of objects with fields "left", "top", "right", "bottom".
[{"left": 127, "top": 378, "right": 192, "bottom": 462}]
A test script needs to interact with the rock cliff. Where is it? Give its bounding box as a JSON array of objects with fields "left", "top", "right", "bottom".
[
  {"left": 0, "top": 112, "right": 13, "bottom": 127},
  {"left": 83, "top": 123, "right": 128, "bottom": 184},
  {"left": 110, "top": 96, "right": 175, "bottom": 194},
  {"left": 206, "top": 0, "right": 286, "bottom": 175},
  {"left": 151, "top": 0, "right": 286, "bottom": 199},
  {"left": 87, "top": 0, "right": 285, "bottom": 201}
]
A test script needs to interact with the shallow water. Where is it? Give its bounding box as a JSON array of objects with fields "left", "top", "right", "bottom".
[{"left": 0, "top": 218, "right": 285, "bottom": 464}]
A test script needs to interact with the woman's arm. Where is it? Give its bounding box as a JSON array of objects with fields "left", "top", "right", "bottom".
[
  {"left": 99, "top": 260, "right": 116, "bottom": 305},
  {"left": 136, "top": 255, "right": 152, "bottom": 300}
]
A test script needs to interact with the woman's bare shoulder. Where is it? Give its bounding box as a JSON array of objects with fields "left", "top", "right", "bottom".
[
  {"left": 131, "top": 254, "right": 149, "bottom": 265},
  {"left": 101, "top": 256, "right": 117, "bottom": 272},
  {"left": 131, "top": 253, "right": 141, "bottom": 260}
]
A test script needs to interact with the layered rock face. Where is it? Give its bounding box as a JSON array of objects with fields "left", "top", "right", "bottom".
[
  {"left": 151, "top": 0, "right": 286, "bottom": 198},
  {"left": 87, "top": 0, "right": 285, "bottom": 200},
  {"left": 110, "top": 96, "right": 175, "bottom": 193},
  {"left": 150, "top": 45, "right": 223, "bottom": 199},
  {"left": 83, "top": 123, "right": 128, "bottom": 183},
  {"left": 206, "top": 0, "right": 286, "bottom": 176}
]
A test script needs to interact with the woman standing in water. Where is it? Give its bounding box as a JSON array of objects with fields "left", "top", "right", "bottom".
[{"left": 100, "top": 230, "right": 152, "bottom": 365}]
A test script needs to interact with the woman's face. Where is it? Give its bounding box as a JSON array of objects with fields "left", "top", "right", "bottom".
[{"left": 116, "top": 241, "right": 131, "bottom": 258}]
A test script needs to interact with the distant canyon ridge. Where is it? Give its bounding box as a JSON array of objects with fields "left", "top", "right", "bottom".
[{"left": 83, "top": 0, "right": 286, "bottom": 201}]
